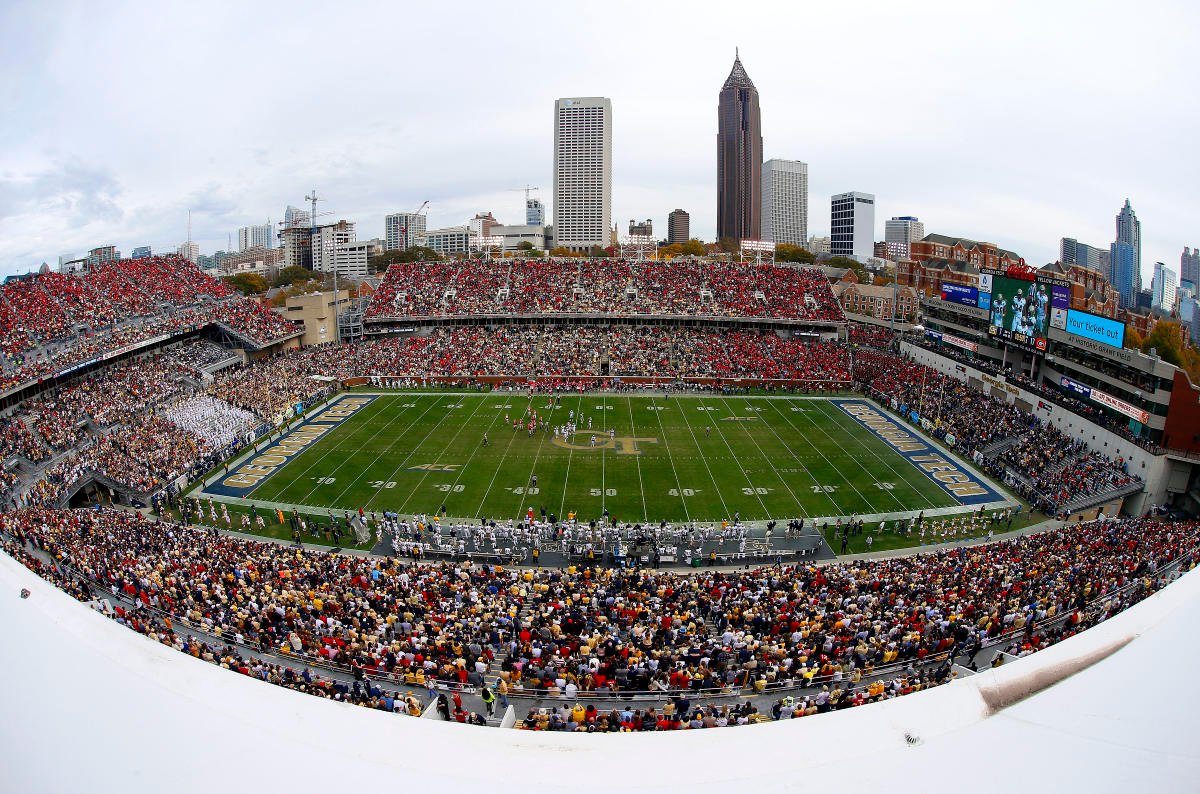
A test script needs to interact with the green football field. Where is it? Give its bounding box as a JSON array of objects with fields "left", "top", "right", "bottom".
[{"left": 208, "top": 392, "right": 994, "bottom": 524}]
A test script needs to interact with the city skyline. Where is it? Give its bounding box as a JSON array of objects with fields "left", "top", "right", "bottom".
[{"left": 1, "top": 0, "right": 1196, "bottom": 281}]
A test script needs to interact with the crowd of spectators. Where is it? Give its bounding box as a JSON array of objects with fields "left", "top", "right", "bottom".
[
  {"left": 366, "top": 259, "right": 845, "bottom": 323},
  {"left": 2, "top": 507, "right": 1195, "bottom": 732},
  {"left": 999, "top": 424, "right": 1138, "bottom": 514},
  {"left": 847, "top": 322, "right": 897, "bottom": 350},
  {"left": 854, "top": 349, "right": 1033, "bottom": 456},
  {"left": 0, "top": 257, "right": 296, "bottom": 392},
  {"left": 854, "top": 348, "right": 1140, "bottom": 513},
  {"left": 163, "top": 395, "right": 258, "bottom": 450}
]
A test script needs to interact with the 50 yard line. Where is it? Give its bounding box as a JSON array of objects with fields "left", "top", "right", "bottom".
[{"left": 624, "top": 395, "right": 649, "bottom": 522}]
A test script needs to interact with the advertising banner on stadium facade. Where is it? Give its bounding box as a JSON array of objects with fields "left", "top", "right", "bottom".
[
  {"left": 1059, "top": 376, "right": 1149, "bottom": 424},
  {"left": 924, "top": 329, "right": 980, "bottom": 353},
  {"left": 1065, "top": 310, "right": 1126, "bottom": 349},
  {"left": 835, "top": 400, "right": 1003, "bottom": 505},
  {"left": 940, "top": 283, "right": 979, "bottom": 307}
]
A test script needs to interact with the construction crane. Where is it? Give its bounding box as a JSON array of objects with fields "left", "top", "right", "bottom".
[
  {"left": 508, "top": 186, "right": 541, "bottom": 225},
  {"left": 508, "top": 185, "right": 540, "bottom": 203}
]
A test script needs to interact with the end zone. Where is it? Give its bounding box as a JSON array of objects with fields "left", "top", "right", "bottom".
[
  {"left": 834, "top": 399, "right": 1005, "bottom": 506},
  {"left": 203, "top": 395, "right": 378, "bottom": 498}
]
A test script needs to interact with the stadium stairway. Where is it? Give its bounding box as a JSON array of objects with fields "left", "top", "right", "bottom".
[
  {"left": 1060, "top": 478, "right": 1145, "bottom": 516},
  {"left": 978, "top": 436, "right": 1019, "bottom": 460},
  {"left": 484, "top": 599, "right": 535, "bottom": 685}
]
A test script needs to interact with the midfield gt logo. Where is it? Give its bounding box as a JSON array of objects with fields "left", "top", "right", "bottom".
[{"left": 551, "top": 433, "right": 659, "bottom": 455}]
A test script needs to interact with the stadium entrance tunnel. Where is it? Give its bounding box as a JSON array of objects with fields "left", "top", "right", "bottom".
[{"left": 61, "top": 474, "right": 143, "bottom": 510}]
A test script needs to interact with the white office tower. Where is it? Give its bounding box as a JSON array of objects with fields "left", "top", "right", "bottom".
[
  {"left": 760, "top": 159, "right": 808, "bottom": 246},
  {"left": 526, "top": 198, "right": 546, "bottom": 226},
  {"left": 237, "top": 224, "right": 273, "bottom": 252},
  {"left": 885, "top": 216, "right": 924, "bottom": 260},
  {"left": 552, "top": 97, "right": 612, "bottom": 251},
  {"left": 177, "top": 241, "right": 200, "bottom": 263},
  {"left": 385, "top": 213, "right": 427, "bottom": 251},
  {"left": 830, "top": 191, "right": 876, "bottom": 260}
]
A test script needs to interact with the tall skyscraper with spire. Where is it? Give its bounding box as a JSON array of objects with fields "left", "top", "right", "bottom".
[
  {"left": 1115, "top": 199, "right": 1142, "bottom": 291},
  {"left": 717, "top": 49, "right": 763, "bottom": 242}
]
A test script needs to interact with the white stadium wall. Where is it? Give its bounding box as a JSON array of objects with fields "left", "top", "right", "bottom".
[{"left": 4, "top": 547, "right": 1200, "bottom": 792}]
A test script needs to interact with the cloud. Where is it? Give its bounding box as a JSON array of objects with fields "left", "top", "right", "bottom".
[{"left": 0, "top": 0, "right": 1196, "bottom": 281}]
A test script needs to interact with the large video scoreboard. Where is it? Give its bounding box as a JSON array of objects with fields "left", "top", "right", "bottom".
[{"left": 978, "top": 267, "right": 1070, "bottom": 352}]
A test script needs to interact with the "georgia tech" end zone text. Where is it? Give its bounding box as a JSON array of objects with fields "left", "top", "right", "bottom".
[{"left": 221, "top": 397, "right": 373, "bottom": 490}]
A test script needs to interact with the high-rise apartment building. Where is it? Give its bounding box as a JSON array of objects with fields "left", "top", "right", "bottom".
[
  {"left": 237, "top": 224, "right": 273, "bottom": 252},
  {"left": 1181, "top": 247, "right": 1200, "bottom": 291},
  {"left": 760, "top": 159, "right": 808, "bottom": 246},
  {"left": 667, "top": 209, "right": 690, "bottom": 244},
  {"left": 177, "top": 241, "right": 199, "bottom": 263},
  {"left": 283, "top": 205, "right": 310, "bottom": 229},
  {"left": 1115, "top": 199, "right": 1141, "bottom": 290},
  {"left": 552, "top": 97, "right": 612, "bottom": 251},
  {"left": 311, "top": 221, "right": 356, "bottom": 274},
  {"left": 717, "top": 52, "right": 762, "bottom": 241},
  {"left": 384, "top": 213, "right": 427, "bottom": 251},
  {"left": 885, "top": 216, "right": 924, "bottom": 260},
  {"left": 526, "top": 199, "right": 545, "bottom": 226},
  {"left": 830, "top": 192, "right": 875, "bottom": 260},
  {"left": 1152, "top": 262, "right": 1178, "bottom": 312},
  {"left": 1110, "top": 240, "right": 1138, "bottom": 308}
]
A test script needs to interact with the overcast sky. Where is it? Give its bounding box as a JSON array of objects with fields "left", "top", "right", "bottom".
[{"left": 1, "top": 0, "right": 1196, "bottom": 284}]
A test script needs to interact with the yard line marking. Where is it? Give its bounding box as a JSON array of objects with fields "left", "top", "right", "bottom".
[
  {"left": 513, "top": 397, "right": 553, "bottom": 522},
  {"left": 558, "top": 393, "right": 585, "bottom": 519},
  {"left": 624, "top": 395, "right": 649, "bottom": 522},
  {"left": 430, "top": 396, "right": 511, "bottom": 510},
  {"left": 474, "top": 394, "right": 536, "bottom": 518},
  {"left": 647, "top": 394, "right": 691, "bottom": 523},
  {"left": 332, "top": 395, "right": 460, "bottom": 510},
  {"left": 392, "top": 393, "right": 491, "bottom": 514},
  {"left": 674, "top": 394, "right": 733, "bottom": 521},
  {"left": 750, "top": 398, "right": 844, "bottom": 515},
  {"left": 697, "top": 396, "right": 771, "bottom": 516},
  {"left": 766, "top": 397, "right": 894, "bottom": 513},
  {"left": 286, "top": 396, "right": 426, "bottom": 506},
  {"left": 717, "top": 395, "right": 806, "bottom": 516},
  {"left": 813, "top": 399, "right": 943, "bottom": 511}
]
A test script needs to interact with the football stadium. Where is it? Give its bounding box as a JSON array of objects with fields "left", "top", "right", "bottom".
[{"left": 5, "top": 5, "right": 1200, "bottom": 791}]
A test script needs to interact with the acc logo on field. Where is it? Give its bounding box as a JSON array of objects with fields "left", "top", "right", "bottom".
[{"left": 409, "top": 463, "right": 459, "bottom": 471}]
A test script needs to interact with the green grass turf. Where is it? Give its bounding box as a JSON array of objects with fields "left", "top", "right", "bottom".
[{"left": 212, "top": 392, "right": 987, "bottom": 526}]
